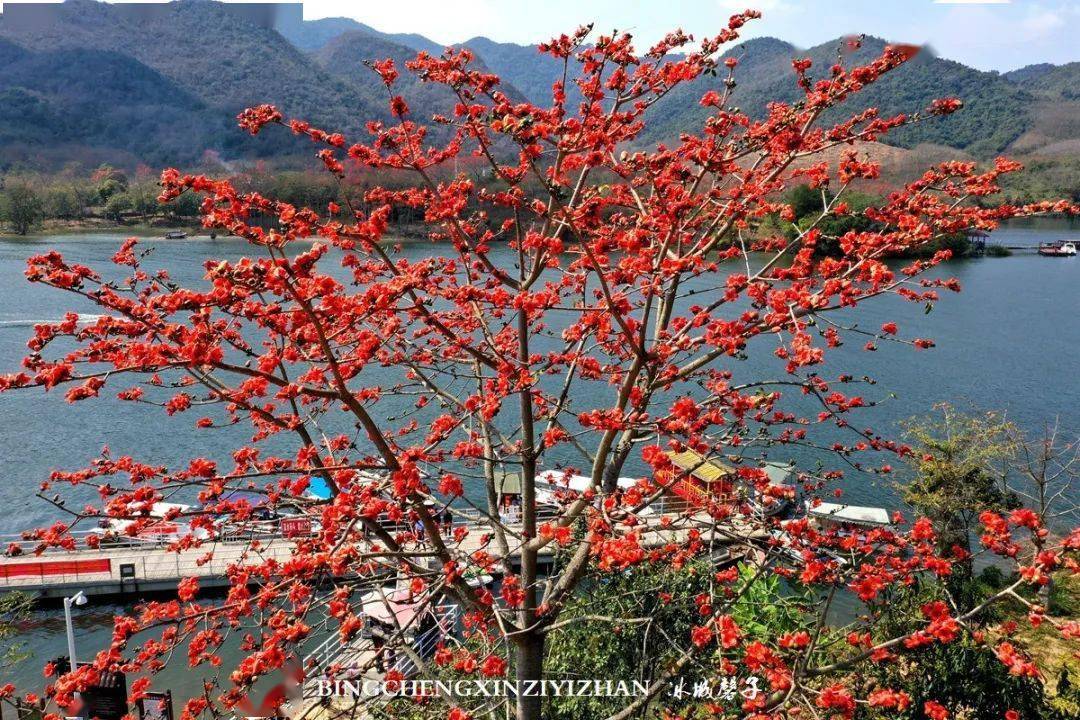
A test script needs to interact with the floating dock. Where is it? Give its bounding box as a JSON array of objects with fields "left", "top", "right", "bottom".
[
  {"left": 0, "top": 532, "right": 299, "bottom": 600},
  {"left": 0, "top": 508, "right": 759, "bottom": 601}
]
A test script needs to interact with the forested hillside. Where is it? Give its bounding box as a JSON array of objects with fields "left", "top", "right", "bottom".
[
  {"left": 0, "top": 0, "right": 1076, "bottom": 199},
  {"left": 0, "top": 39, "right": 255, "bottom": 166},
  {"left": 0, "top": 0, "right": 390, "bottom": 147},
  {"left": 1005, "top": 62, "right": 1080, "bottom": 100}
]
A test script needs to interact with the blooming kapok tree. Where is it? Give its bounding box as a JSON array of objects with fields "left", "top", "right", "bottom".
[{"left": 2, "top": 11, "right": 1079, "bottom": 720}]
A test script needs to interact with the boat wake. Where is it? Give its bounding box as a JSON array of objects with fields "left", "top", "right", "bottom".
[{"left": 0, "top": 313, "right": 106, "bottom": 329}]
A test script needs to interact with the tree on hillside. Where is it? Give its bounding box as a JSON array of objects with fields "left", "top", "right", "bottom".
[
  {"left": 103, "top": 192, "right": 133, "bottom": 223},
  {"left": 91, "top": 165, "right": 129, "bottom": 204},
  {"left": 1005, "top": 420, "right": 1080, "bottom": 606},
  {"left": 862, "top": 576, "right": 1056, "bottom": 720},
  {"left": 901, "top": 406, "right": 1019, "bottom": 608},
  {"left": 0, "top": 182, "right": 43, "bottom": 235},
  {"left": 42, "top": 186, "right": 83, "bottom": 221},
  {"left": 782, "top": 184, "right": 882, "bottom": 256},
  {"left": 2, "top": 15, "right": 1078, "bottom": 720}
]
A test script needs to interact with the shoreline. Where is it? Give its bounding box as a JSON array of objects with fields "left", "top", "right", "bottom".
[{"left": 0, "top": 220, "right": 434, "bottom": 243}]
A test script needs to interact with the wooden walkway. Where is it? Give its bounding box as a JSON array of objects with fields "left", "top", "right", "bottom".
[
  {"left": 0, "top": 534, "right": 300, "bottom": 599},
  {"left": 0, "top": 509, "right": 760, "bottom": 600}
]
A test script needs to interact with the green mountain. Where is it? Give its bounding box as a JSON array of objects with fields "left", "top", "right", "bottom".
[
  {"left": 0, "top": 0, "right": 1075, "bottom": 180},
  {"left": 0, "top": 0, "right": 390, "bottom": 146},
  {"left": 364, "top": 30, "right": 1046, "bottom": 158},
  {"left": 282, "top": 16, "right": 443, "bottom": 55},
  {"left": 455, "top": 36, "right": 578, "bottom": 108},
  {"left": 0, "top": 38, "right": 255, "bottom": 167},
  {"left": 432, "top": 32, "right": 1041, "bottom": 156},
  {"left": 1004, "top": 63, "right": 1058, "bottom": 85},
  {"left": 1005, "top": 62, "right": 1080, "bottom": 101},
  {"left": 313, "top": 30, "right": 526, "bottom": 111}
]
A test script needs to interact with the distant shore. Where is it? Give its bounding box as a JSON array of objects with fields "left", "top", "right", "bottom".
[{"left": 0, "top": 218, "right": 433, "bottom": 242}]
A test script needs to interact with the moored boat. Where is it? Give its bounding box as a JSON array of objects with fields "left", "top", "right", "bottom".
[
  {"left": 806, "top": 501, "right": 892, "bottom": 531},
  {"left": 164, "top": 230, "right": 188, "bottom": 239},
  {"left": 1038, "top": 241, "right": 1077, "bottom": 257},
  {"left": 91, "top": 500, "right": 202, "bottom": 542}
]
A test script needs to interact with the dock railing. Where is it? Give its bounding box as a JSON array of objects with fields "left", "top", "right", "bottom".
[{"left": 300, "top": 602, "right": 460, "bottom": 699}]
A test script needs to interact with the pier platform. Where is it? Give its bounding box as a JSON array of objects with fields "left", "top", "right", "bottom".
[{"left": 0, "top": 509, "right": 759, "bottom": 601}]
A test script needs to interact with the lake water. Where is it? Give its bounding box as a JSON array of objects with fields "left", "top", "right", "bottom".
[{"left": 1, "top": 217, "right": 1078, "bottom": 697}]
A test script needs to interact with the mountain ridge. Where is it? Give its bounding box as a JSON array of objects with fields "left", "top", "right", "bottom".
[{"left": 0, "top": 0, "right": 1076, "bottom": 178}]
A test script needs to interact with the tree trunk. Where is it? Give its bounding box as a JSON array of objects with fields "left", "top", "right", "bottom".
[
  {"left": 1038, "top": 573, "right": 1053, "bottom": 609},
  {"left": 515, "top": 630, "right": 546, "bottom": 720}
]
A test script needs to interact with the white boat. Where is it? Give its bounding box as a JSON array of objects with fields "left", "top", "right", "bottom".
[
  {"left": 92, "top": 501, "right": 203, "bottom": 541},
  {"left": 751, "top": 461, "right": 796, "bottom": 517},
  {"left": 1038, "top": 241, "right": 1077, "bottom": 257},
  {"left": 806, "top": 501, "right": 891, "bottom": 529},
  {"left": 534, "top": 469, "right": 656, "bottom": 513},
  {"left": 535, "top": 469, "right": 640, "bottom": 496}
]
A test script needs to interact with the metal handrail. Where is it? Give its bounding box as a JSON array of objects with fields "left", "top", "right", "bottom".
[
  {"left": 300, "top": 603, "right": 459, "bottom": 700},
  {"left": 388, "top": 604, "right": 459, "bottom": 677}
]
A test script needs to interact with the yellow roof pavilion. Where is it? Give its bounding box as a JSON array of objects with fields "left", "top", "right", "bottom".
[{"left": 664, "top": 449, "right": 735, "bottom": 484}]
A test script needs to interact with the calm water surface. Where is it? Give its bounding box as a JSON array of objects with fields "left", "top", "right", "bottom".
[{"left": 1, "top": 217, "right": 1077, "bottom": 696}]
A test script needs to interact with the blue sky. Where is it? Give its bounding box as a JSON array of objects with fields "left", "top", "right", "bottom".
[{"left": 1, "top": 1, "right": 1077, "bottom": 72}]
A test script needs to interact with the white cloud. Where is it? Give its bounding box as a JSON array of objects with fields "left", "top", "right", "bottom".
[
  {"left": 716, "top": 0, "right": 793, "bottom": 13},
  {"left": 1020, "top": 7, "right": 1063, "bottom": 36}
]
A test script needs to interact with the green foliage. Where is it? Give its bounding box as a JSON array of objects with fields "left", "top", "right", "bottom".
[
  {"left": 164, "top": 190, "right": 201, "bottom": 219},
  {"left": 127, "top": 182, "right": 162, "bottom": 217},
  {"left": 41, "top": 185, "right": 84, "bottom": 220},
  {"left": 0, "top": 181, "right": 44, "bottom": 235},
  {"left": 0, "top": 591, "right": 32, "bottom": 669},
  {"left": 780, "top": 185, "right": 990, "bottom": 260},
  {"left": 900, "top": 405, "right": 1018, "bottom": 530},
  {"left": 1052, "top": 663, "right": 1080, "bottom": 717},
  {"left": 727, "top": 565, "right": 810, "bottom": 640},
  {"left": 901, "top": 405, "right": 1019, "bottom": 607},
  {"left": 864, "top": 577, "right": 1057, "bottom": 720},
  {"left": 104, "top": 192, "right": 133, "bottom": 222},
  {"left": 785, "top": 184, "right": 826, "bottom": 220},
  {"left": 0, "top": 170, "right": 195, "bottom": 226},
  {"left": 541, "top": 562, "right": 812, "bottom": 720},
  {"left": 542, "top": 562, "right": 711, "bottom": 720},
  {"left": 779, "top": 185, "right": 955, "bottom": 258},
  {"left": 985, "top": 243, "right": 1013, "bottom": 257},
  {"left": 892, "top": 232, "right": 974, "bottom": 260}
]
